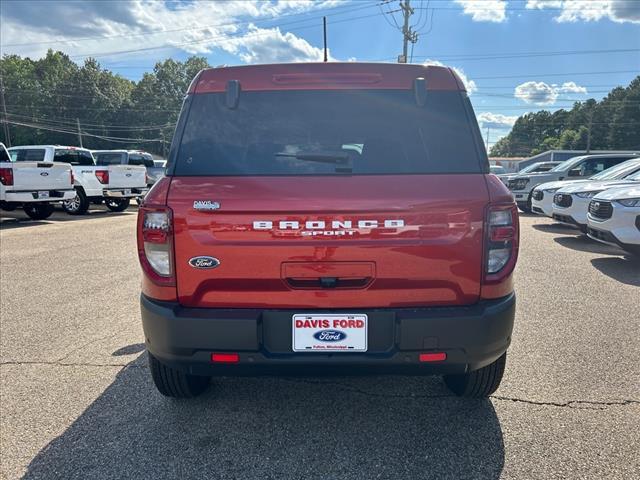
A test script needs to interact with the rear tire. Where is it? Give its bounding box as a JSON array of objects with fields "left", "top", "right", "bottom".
[
  {"left": 104, "top": 197, "right": 130, "bottom": 212},
  {"left": 443, "top": 353, "right": 507, "bottom": 398},
  {"left": 148, "top": 353, "right": 210, "bottom": 398},
  {"left": 62, "top": 188, "right": 89, "bottom": 215},
  {"left": 23, "top": 203, "right": 54, "bottom": 220}
]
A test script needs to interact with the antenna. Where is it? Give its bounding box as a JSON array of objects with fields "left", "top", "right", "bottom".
[{"left": 323, "top": 16, "right": 328, "bottom": 62}]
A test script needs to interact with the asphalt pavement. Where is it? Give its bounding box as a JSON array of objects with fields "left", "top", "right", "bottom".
[{"left": 1, "top": 208, "right": 638, "bottom": 479}]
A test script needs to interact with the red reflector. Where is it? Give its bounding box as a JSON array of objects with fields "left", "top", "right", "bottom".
[
  {"left": 419, "top": 352, "right": 447, "bottom": 362},
  {"left": 211, "top": 353, "right": 239, "bottom": 364},
  {"left": 490, "top": 226, "right": 515, "bottom": 242}
]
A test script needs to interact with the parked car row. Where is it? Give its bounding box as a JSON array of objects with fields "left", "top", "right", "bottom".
[
  {"left": 0, "top": 143, "right": 165, "bottom": 220},
  {"left": 507, "top": 154, "right": 640, "bottom": 256}
]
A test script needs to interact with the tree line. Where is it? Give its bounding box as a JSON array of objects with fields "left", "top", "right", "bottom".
[
  {"left": 0, "top": 50, "right": 210, "bottom": 157},
  {"left": 1, "top": 50, "right": 639, "bottom": 158},
  {"left": 490, "top": 76, "right": 640, "bottom": 157}
]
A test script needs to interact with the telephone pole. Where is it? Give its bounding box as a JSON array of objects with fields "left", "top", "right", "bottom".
[
  {"left": 486, "top": 126, "right": 490, "bottom": 151},
  {"left": 398, "top": 0, "right": 418, "bottom": 63},
  {"left": 76, "top": 118, "right": 83, "bottom": 148},
  {"left": 585, "top": 109, "right": 593, "bottom": 153},
  {"left": 0, "top": 74, "right": 11, "bottom": 147}
]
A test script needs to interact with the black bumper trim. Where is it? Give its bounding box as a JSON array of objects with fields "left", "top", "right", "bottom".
[{"left": 141, "top": 293, "right": 516, "bottom": 376}]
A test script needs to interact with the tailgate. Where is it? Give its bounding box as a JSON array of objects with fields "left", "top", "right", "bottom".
[
  {"left": 169, "top": 175, "right": 489, "bottom": 309},
  {"left": 107, "top": 165, "right": 146, "bottom": 188},
  {"left": 10, "top": 162, "right": 71, "bottom": 191}
]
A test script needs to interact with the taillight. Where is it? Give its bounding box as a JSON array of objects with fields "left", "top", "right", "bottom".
[
  {"left": 137, "top": 206, "right": 175, "bottom": 285},
  {"left": 0, "top": 168, "right": 13, "bottom": 186},
  {"left": 70, "top": 169, "right": 74, "bottom": 185},
  {"left": 95, "top": 170, "right": 109, "bottom": 184},
  {"left": 484, "top": 204, "right": 519, "bottom": 283}
]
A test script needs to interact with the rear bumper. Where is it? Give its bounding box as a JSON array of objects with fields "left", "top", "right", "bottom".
[
  {"left": 141, "top": 293, "right": 516, "bottom": 376},
  {"left": 4, "top": 189, "right": 75, "bottom": 203},
  {"left": 103, "top": 187, "right": 149, "bottom": 198}
]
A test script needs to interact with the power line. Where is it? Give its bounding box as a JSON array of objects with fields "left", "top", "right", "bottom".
[
  {"left": 5, "top": 119, "right": 162, "bottom": 143},
  {"left": 3, "top": 1, "right": 383, "bottom": 48},
  {"left": 66, "top": 5, "right": 394, "bottom": 60}
]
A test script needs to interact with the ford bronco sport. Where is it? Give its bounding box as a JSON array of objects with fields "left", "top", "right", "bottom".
[{"left": 138, "top": 63, "right": 519, "bottom": 399}]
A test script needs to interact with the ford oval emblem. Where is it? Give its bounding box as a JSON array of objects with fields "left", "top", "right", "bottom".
[
  {"left": 40, "top": 172, "right": 49, "bottom": 176},
  {"left": 188, "top": 256, "right": 220, "bottom": 269},
  {"left": 313, "top": 330, "right": 347, "bottom": 342},
  {"left": 125, "top": 173, "right": 132, "bottom": 177}
]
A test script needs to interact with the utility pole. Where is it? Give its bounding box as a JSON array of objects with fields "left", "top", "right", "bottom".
[
  {"left": 486, "top": 126, "right": 490, "bottom": 151},
  {"left": 76, "top": 118, "right": 83, "bottom": 148},
  {"left": 398, "top": 0, "right": 418, "bottom": 63},
  {"left": 0, "top": 74, "right": 11, "bottom": 147},
  {"left": 585, "top": 109, "right": 593, "bottom": 153},
  {"left": 323, "top": 16, "right": 328, "bottom": 62}
]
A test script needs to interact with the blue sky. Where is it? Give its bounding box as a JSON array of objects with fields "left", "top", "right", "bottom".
[{"left": 1, "top": 0, "right": 639, "bottom": 146}]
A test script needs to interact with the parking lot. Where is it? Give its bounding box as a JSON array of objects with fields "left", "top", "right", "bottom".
[{"left": 0, "top": 208, "right": 638, "bottom": 480}]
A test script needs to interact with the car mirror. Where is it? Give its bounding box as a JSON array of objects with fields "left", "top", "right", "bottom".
[{"left": 567, "top": 168, "right": 582, "bottom": 177}]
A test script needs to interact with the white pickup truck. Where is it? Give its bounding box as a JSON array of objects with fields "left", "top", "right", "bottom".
[
  {"left": 8, "top": 145, "right": 148, "bottom": 215},
  {"left": 1, "top": 142, "right": 75, "bottom": 220}
]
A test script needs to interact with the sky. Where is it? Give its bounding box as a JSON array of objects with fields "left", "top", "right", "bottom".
[{"left": 1, "top": 0, "right": 639, "bottom": 147}]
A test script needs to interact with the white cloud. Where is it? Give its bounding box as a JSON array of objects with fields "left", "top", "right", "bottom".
[
  {"left": 477, "top": 112, "right": 518, "bottom": 129},
  {"left": 558, "top": 81, "right": 587, "bottom": 94},
  {"left": 224, "top": 24, "right": 333, "bottom": 64},
  {"left": 422, "top": 60, "right": 478, "bottom": 94},
  {"left": 454, "top": 0, "right": 507, "bottom": 23},
  {"left": 514, "top": 80, "right": 588, "bottom": 105},
  {"left": 526, "top": 0, "right": 640, "bottom": 23},
  {"left": 0, "top": 1, "right": 342, "bottom": 63}
]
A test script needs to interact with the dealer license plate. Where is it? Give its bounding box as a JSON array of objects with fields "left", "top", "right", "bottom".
[
  {"left": 292, "top": 314, "right": 367, "bottom": 352},
  {"left": 37, "top": 191, "right": 50, "bottom": 199}
]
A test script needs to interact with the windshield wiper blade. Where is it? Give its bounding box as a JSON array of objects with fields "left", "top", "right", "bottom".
[{"left": 276, "top": 151, "right": 350, "bottom": 164}]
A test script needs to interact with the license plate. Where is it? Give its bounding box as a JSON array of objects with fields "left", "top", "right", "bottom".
[
  {"left": 124, "top": 188, "right": 132, "bottom": 195},
  {"left": 37, "top": 191, "right": 50, "bottom": 199},
  {"left": 292, "top": 314, "right": 367, "bottom": 352}
]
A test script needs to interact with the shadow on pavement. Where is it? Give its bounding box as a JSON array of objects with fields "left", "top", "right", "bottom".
[
  {"left": 23, "top": 354, "right": 505, "bottom": 480},
  {"left": 553, "top": 235, "right": 626, "bottom": 255},
  {"left": 0, "top": 209, "right": 136, "bottom": 230},
  {"left": 531, "top": 222, "right": 580, "bottom": 234},
  {"left": 591, "top": 256, "right": 640, "bottom": 286}
]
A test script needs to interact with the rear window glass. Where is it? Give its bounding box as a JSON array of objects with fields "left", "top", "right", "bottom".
[
  {"left": 175, "top": 90, "right": 484, "bottom": 176},
  {"left": 9, "top": 149, "right": 46, "bottom": 162},
  {"left": 0, "top": 148, "right": 9, "bottom": 162},
  {"left": 128, "top": 154, "right": 155, "bottom": 168},
  {"left": 95, "top": 153, "right": 124, "bottom": 165},
  {"left": 54, "top": 149, "right": 95, "bottom": 166}
]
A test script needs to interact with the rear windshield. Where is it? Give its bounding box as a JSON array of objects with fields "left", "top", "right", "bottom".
[
  {"left": 128, "top": 153, "right": 155, "bottom": 168},
  {"left": 9, "top": 149, "right": 46, "bottom": 162},
  {"left": 174, "top": 90, "right": 485, "bottom": 176},
  {"left": 54, "top": 149, "right": 95, "bottom": 166},
  {"left": 95, "top": 152, "right": 125, "bottom": 165},
  {"left": 0, "top": 148, "right": 10, "bottom": 162}
]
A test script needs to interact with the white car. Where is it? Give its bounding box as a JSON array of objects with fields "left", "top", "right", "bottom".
[
  {"left": 93, "top": 150, "right": 166, "bottom": 186},
  {"left": 507, "top": 153, "right": 638, "bottom": 212},
  {"left": 8, "top": 145, "right": 148, "bottom": 215},
  {"left": 587, "top": 185, "right": 640, "bottom": 255},
  {"left": 552, "top": 168, "right": 640, "bottom": 232},
  {"left": 0, "top": 142, "right": 75, "bottom": 220},
  {"left": 531, "top": 158, "right": 640, "bottom": 218},
  {"left": 498, "top": 161, "right": 560, "bottom": 186}
]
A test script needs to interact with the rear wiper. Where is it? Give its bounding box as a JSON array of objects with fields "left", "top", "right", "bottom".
[{"left": 275, "top": 151, "right": 350, "bottom": 165}]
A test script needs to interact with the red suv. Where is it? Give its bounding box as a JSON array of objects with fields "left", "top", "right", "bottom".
[{"left": 138, "top": 63, "right": 518, "bottom": 399}]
